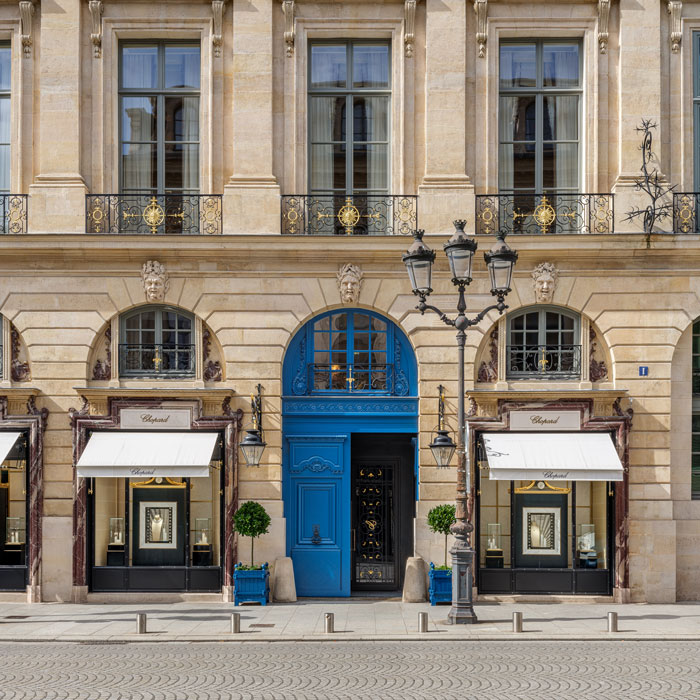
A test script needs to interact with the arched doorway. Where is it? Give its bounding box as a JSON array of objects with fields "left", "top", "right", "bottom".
[{"left": 282, "top": 309, "right": 418, "bottom": 596}]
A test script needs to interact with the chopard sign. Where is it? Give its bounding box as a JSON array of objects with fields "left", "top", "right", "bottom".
[
  {"left": 509, "top": 410, "right": 580, "bottom": 431},
  {"left": 120, "top": 408, "right": 192, "bottom": 429}
]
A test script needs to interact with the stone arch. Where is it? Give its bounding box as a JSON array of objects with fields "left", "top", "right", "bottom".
[{"left": 473, "top": 304, "right": 612, "bottom": 384}]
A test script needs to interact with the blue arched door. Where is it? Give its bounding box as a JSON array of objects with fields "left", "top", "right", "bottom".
[{"left": 282, "top": 309, "right": 418, "bottom": 597}]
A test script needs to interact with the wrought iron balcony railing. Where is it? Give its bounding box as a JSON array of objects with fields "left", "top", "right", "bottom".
[
  {"left": 507, "top": 344, "right": 582, "bottom": 379},
  {"left": 0, "top": 195, "right": 28, "bottom": 234},
  {"left": 281, "top": 194, "right": 417, "bottom": 236},
  {"left": 119, "top": 343, "right": 195, "bottom": 376},
  {"left": 673, "top": 193, "right": 700, "bottom": 233},
  {"left": 86, "top": 194, "right": 222, "bottom": 235},
  {"left": 309, "top": 363, "right": 395, "bottom": 393},
  {"left": 476, "top": 193, "right": 614, "bottom": 235}
]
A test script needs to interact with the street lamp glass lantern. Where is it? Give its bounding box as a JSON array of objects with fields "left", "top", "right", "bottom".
[
  {"left": 443, "top": 220, "right": 477, "bottom": 285},
  {"left": 403, "top": 229, "right": 436, "bottom": 296},
  {"left": 429, "top": 429, "right": 457, "bottom": 468},
  {"left": 484, "top": 236, "right": 518, "bottom": 296},
  {"left": 239, "top": 429, "right": 266, "bottom": 468}
]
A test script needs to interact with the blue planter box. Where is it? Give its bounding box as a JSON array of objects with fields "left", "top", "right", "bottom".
[
  {"left": 234, "top": 562, "right": 269, "bottom": 606},
  {"left": 429, "top": 563, "right": 452, "bottom": 605}
]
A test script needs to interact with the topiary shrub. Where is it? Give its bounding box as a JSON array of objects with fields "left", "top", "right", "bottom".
[
  {"left": 427, "top": 503, "right": 456, "bottom": 569},
  {"left": 232, "top": 501, "right": 271, "bottom": 568}
]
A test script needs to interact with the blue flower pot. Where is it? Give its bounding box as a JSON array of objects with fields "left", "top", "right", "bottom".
[
  {"left": 429, "top": 563, "right": 452, "bottom": 605},
  {"left": 234, "top": 562, "right": 270, "bottom": 606}
]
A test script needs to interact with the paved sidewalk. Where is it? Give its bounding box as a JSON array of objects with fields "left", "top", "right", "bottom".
[{"left": 0, "top": 600, "right": 699, "bottom": 642}]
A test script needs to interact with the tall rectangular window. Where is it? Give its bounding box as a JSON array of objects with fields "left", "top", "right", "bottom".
[
  {"left": 119, "top": 42, "right": 200, "bottom": 195},
  {"left": 0, "top": 44, "right": 10, "bottom": 194},
  {"left": 498, "top": 41, "right": 581, "bottom": 196},
  {"left": 308, "top": 42, "right": 390, "bottom": 200}
]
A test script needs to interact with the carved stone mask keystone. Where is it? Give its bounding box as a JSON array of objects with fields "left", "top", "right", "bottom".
[
  {"left": 142, "top": 260, "right": 169, "bottom": 303},
  {"left": 532, "top": 262, "right": 559, "bottom": 304},
  {"left": 337, "top": 263, "right": 363, "bottom": 304}
]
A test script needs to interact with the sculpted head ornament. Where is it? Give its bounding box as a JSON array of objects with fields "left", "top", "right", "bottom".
[
  {"left": 337, "top": 263, "right": 363, "bottom": 304},
  {"left": 532, "top": 262, "right": 559, "bottom": 304},
  {"left": 142, "top": 260, "right": 169, "bottom": 303}
]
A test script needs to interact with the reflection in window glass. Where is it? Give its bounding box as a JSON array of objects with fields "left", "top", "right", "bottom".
[
  {"left": 119, "top": 43, "right": 200, "bottom": 195},
  {"left": 499, "top": 41, "right": 580, "bottom": 195},
  {"left": 0, "top": 45, "right": 10, "bottom": 193}
]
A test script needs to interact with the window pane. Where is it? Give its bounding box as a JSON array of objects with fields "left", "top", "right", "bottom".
[
  {"left": 500, "top": 44, "right": 536, "bottom": 88},
  {"left": 500, "top": 95, "right": 536, "bottom": 141},
  {"left": 0, "top": 96, "right": 8, "bottom": 144},
  {"left": 122, "top": 97, "right": 156, "bottom": 142},
  {"left": 122, "top": 46, "right": 158, "bottom": 89},
  {"left": 165, "top": 45, "right": 200, "bottom": 88},
  {"left": 122, "top": 143, "right": 157, "bottom": 190},
  {"left": 543, "top": 44, "right": 579, "bottom": 88},
  {"left": 309, "top": 97, "right": 346, "bottom": 143},
  {"left": 332, "top": 313, "right": 347, "bottom": 331},
  {"left": 310, "top": 144, "right": 346, "bottom": 191},
  {"left": 164, "top": 144, "right": 199, "bottom": 190},
  {"left": 353, "top": 45, "right": 389, "bottom": 88},
  {"left": 0, "top": 47, "right": 10, "bottom": 91},
  {"left": 353, "top": 97, "right": 389, "bottom": 142},
  {"left": 353, "top": 145, "right": 388, "bottom": 191},
  {"left": 315, "top": 316, "right": 330, "bottom": 332},
  {"left": 0, "top": 144, "right": 9, "bottom": 192},
  {"left": 543, "top": 96, "right": 579, "bottom": 141},
  {"left": 499, "top": 143, "right": 536, "bottom": 191},
  {"left": 165, "top": 97, "right": 199, "bottom": 142},
  {"left": 543, "top": 143, "right": 578, "bottom": 190},
  {"left": 311, "top": 45, "right": 347, "bottom": 88}
]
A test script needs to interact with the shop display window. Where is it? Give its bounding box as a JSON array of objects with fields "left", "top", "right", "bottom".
[
  {"left": 479, "top": 474, "right": 609, "bottom": 571},
  {"left": 93, "top": 470, "right": 222, "bottom": 569},
  {"left": 0, "top": 436, "right": 28, "bottom": 568}
]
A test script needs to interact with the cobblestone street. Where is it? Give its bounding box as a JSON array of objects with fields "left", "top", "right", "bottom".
[{"left": 0, "top": 640, "right": 698, "bottom": 699}]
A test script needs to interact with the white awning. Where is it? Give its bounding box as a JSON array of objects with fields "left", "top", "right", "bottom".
[
  {"left": 76, "top": 432, "right": 219, "bottom": 478},
  {"left": 482, "top": 432, "right": 623, "bottom": 482},
  {"left": 0, "top": 432, "right": 22, "bottom": 464}
]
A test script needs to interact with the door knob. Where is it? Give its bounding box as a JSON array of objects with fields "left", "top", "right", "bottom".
[{"left": 311, "top": 524, "right": 321, "bottom": 545}]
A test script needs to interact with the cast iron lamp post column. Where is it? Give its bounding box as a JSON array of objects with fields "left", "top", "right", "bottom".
[{"left": 402, "top": 221, "right": 517, "bottom": 624}]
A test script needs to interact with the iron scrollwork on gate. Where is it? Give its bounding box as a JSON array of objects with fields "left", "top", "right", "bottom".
[{"left": 355, "top": 465, "right": 395, "bottom": 585}]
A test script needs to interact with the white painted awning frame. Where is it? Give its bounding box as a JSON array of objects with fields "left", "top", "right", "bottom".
[{"left": 482, "top": 432, "right": 624, "bottom": 482}]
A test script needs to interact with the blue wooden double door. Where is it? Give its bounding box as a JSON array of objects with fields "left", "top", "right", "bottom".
[{"left": 285, "top": 431, "right": 415, "bottom": 597}]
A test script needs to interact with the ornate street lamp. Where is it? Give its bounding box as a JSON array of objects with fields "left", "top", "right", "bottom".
[
  {"left": 239, "top": 384, "right": 267, "bottom": 468},
  {"left": 429, "top": 385, "right": 456, "bottom": 468},
  {"left": 402, "top": 220, "right": 517, "bottom": 624}
]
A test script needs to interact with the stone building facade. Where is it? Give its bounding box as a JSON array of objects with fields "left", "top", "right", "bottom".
[{"left": 0, "top": 0, "right": 696, "bottom": 605}]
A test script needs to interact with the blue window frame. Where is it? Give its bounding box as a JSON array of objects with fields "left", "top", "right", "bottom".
[{"left": 309, "top": 310, "right": 392, "bottom": 393}]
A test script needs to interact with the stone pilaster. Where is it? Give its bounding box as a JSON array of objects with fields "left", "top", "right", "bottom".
[
  {"left": 223, "top": 0, "right": 280, "bottom": 234},
  {"left": 28, "top": 0, "right": 87, "bottom": 233},
  {"left": 612, "top": 0, "right": 667, "bottom": 233},
  {"left": 417, "top": 0, "right": 474, "bottom": 234}
]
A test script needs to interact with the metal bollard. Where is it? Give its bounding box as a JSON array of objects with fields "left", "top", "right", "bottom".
[
  {"left": 512, "top": 611, "right": 523, "bottom": 633},
  {"left": 231, "top": 612, "right": 241, "bottom": 634},
  {"left": 324, "top": 612, "right": 334, "bottom": 634},
  {"left": 136, "top": 613, "right": 147, "bottom": 635},
  {"left": 418, "top": 612, "right": 428, "bottom": 633},
  {"left": 607, "top": 611, "right": 618, "bottom": 633}
]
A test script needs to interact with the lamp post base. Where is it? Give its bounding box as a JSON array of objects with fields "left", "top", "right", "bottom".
[{"left": 447, "top": 543, "right": 478, "bottom": 625}]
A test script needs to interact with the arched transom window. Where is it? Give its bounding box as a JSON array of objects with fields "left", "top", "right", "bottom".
[
  {"left": 120, "top": 306, "right": 195, "bottom": 377},
  {"left": 507, "top": 307, "right": 580, "bottom": 379}
]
